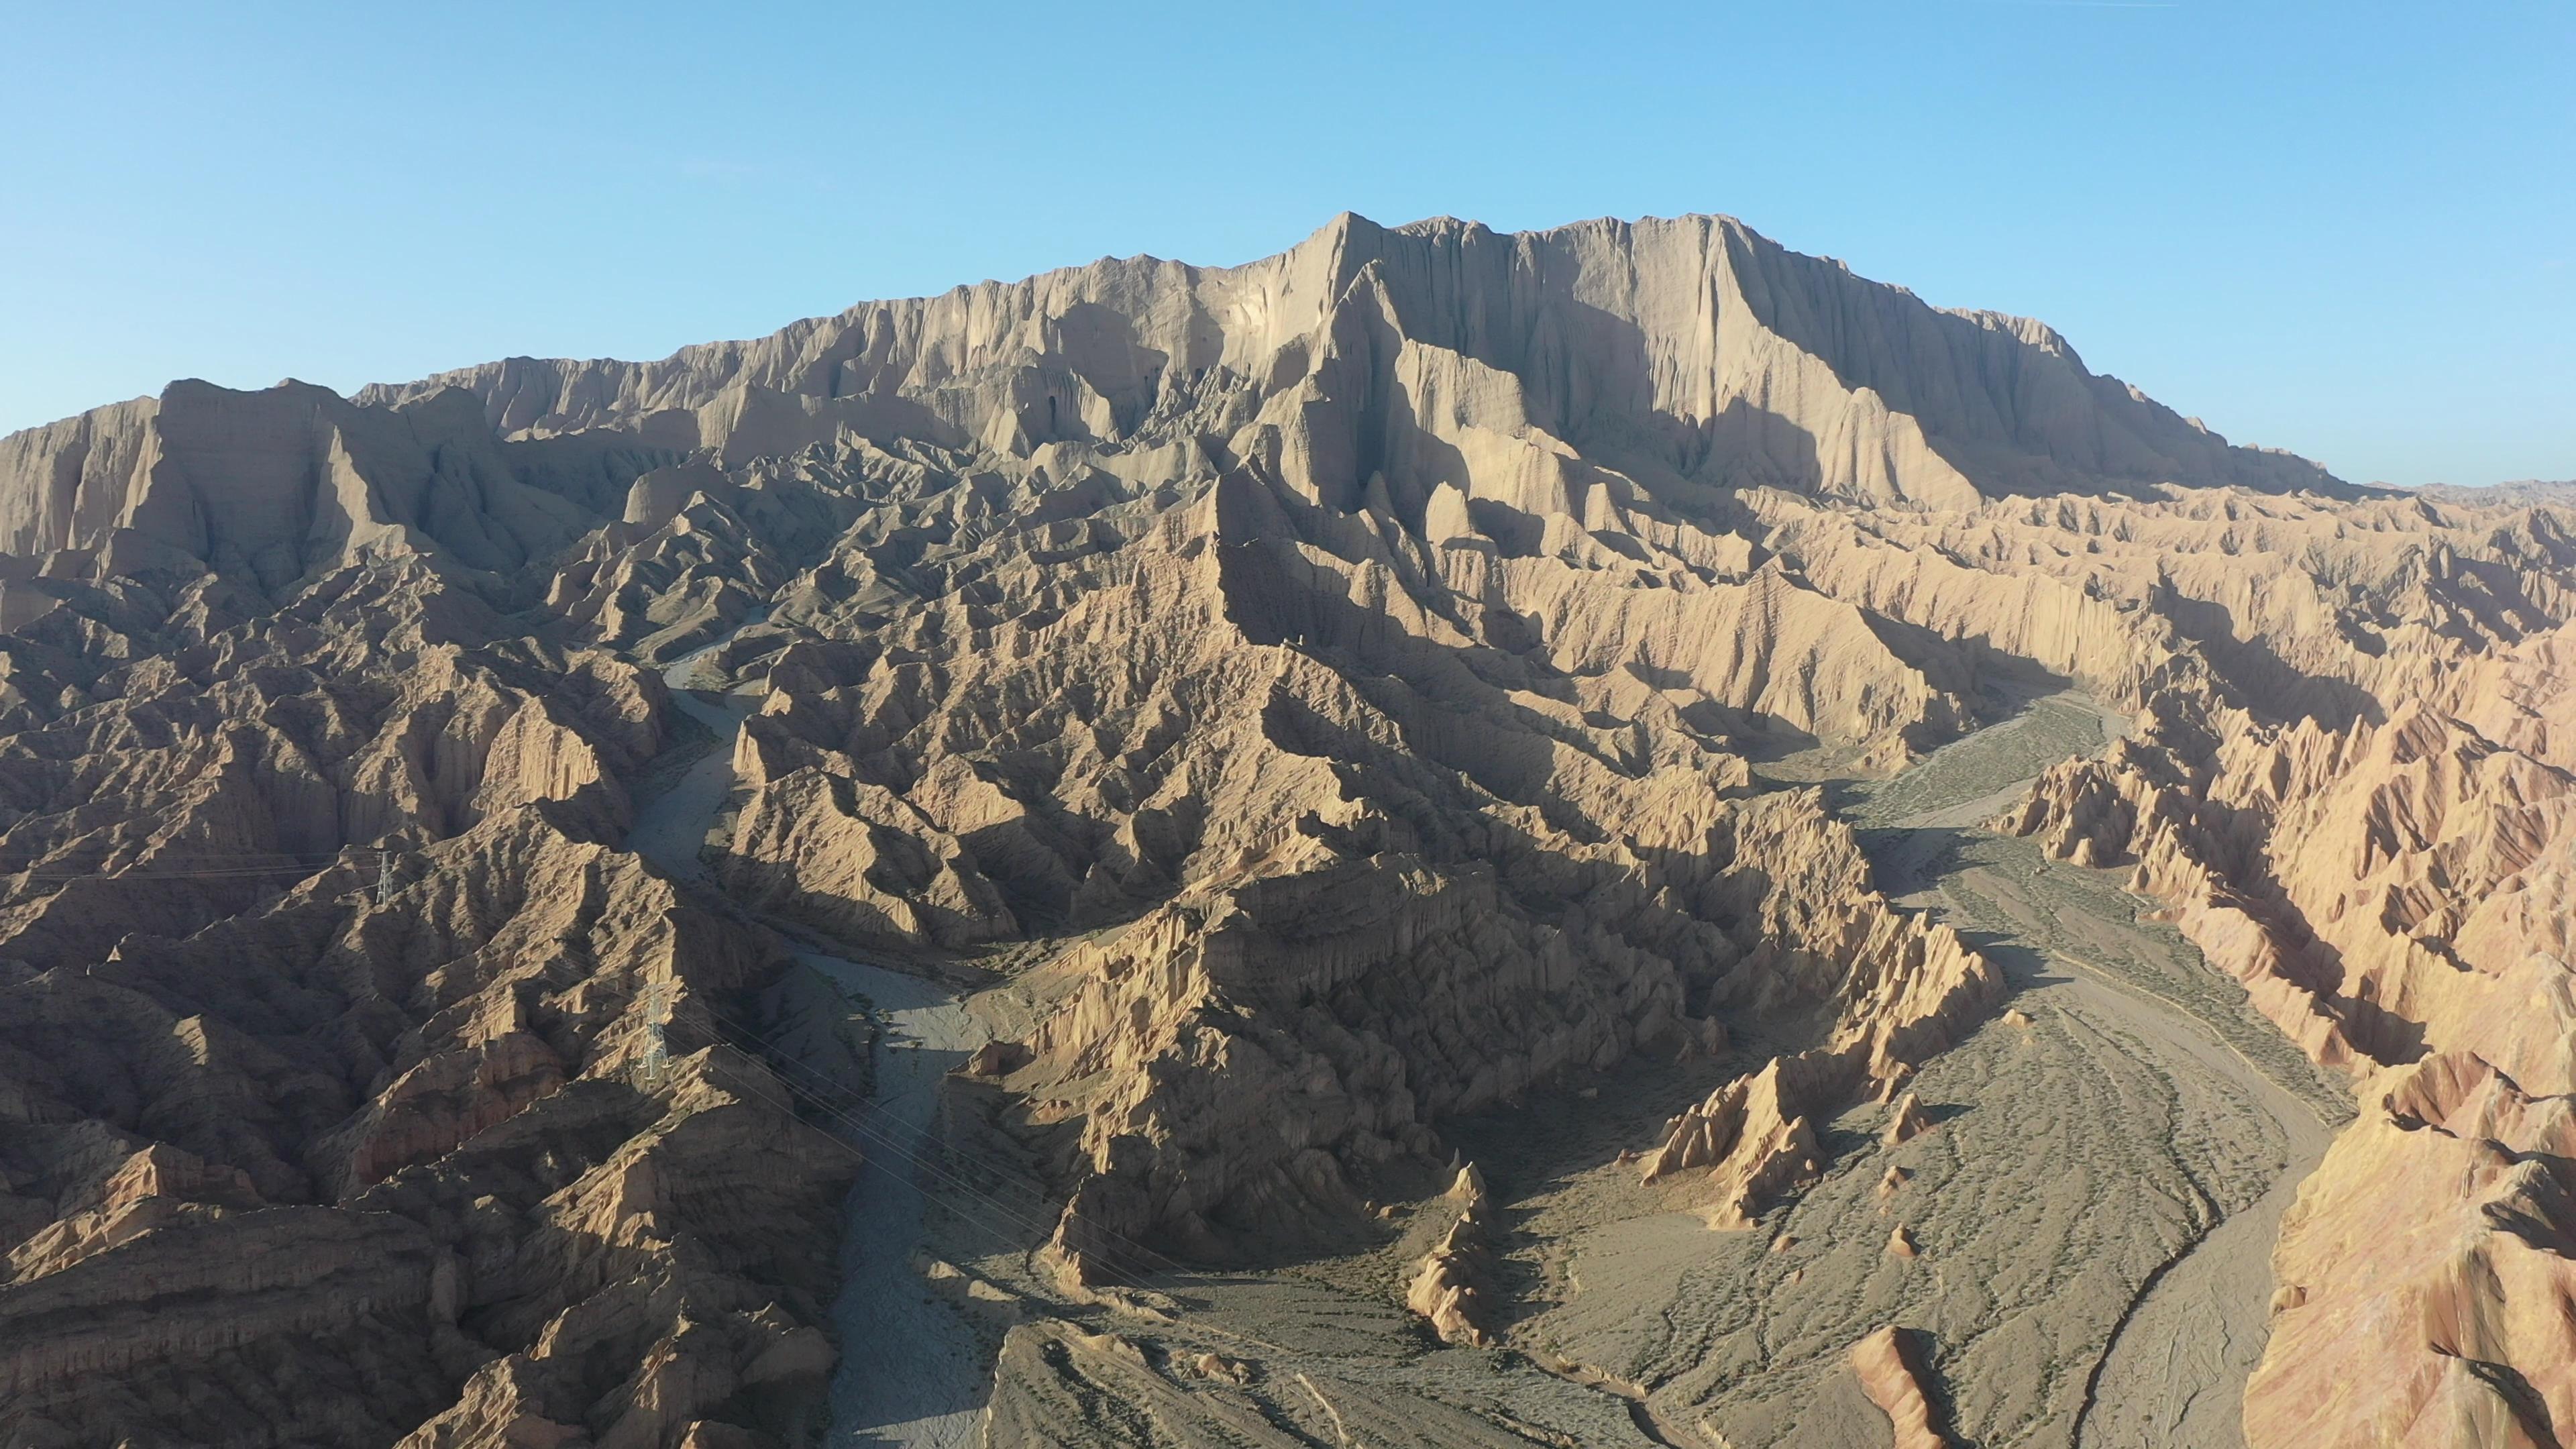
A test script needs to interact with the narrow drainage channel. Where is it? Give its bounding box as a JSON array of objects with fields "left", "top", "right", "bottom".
[
  {"left": 804, "top": 947, "right": 993, "bottom": 1448},
  {"left": 621, "top": 622, "right": 998, "bottom": 1446}
]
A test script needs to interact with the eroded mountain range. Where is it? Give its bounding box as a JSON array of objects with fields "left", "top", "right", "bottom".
[{"left": 0, "top": 213, "right": 2568, "bottom": 1448}]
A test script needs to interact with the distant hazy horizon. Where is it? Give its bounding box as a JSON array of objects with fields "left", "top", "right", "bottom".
[{"left": 3, "top": 2, "right": 2567, "bottom": 488}]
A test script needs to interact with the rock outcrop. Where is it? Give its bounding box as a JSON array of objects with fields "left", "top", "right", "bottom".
[
  {"left": 0, "top": 562, "right": 851, "bottom": 1448},
  {"left": 1635, "top": 822, "right": 1998, "bottom": 1231},
  {"left": 1985, "top": 507, "right": 2576, "bottom": 1441},
  {"left": 0, "top": 380, "right": 667, "bottom": 588},
  {"left": 0, "top": 207, "right": 2565, "bottom": 1447},
  {"left": 1403, "top": 1165, "right": 1502, "bottom": 1347},
  {"left": 2243, "top": 1053, "right": 2576, "bottom": 1447},
  {"left": 1882, "top": 1092, "right": 1931, "bottom": 1148},
  {"left": 1851, "top": 1326, "right": 1953, "bottom": 1449},
  {"left": 355, "top": 214, "right": 2341, "bottom": 511}
]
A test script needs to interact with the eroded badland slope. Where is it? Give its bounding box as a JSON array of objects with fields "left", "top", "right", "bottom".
[{"left": 0, "top": 213, "right": 2567, "bottom": 1448}]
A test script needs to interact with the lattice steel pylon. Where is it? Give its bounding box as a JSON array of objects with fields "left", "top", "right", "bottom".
[
  {"left": 376, "top": 849, "right": 394, "bottom": 908},
  {"left": 637, "top": 982, "right": 673, "bottom": 1089}
]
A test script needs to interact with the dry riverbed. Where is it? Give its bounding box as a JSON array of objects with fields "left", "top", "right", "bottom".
[
  {"left": 631, "top": 671, "right": 2352, "bottom": 1448},
  {"left": 1481, "top": 692, "right": 2348, "bottom": 1448},
  {"left": 627, "top": 628, "right": 1002, "bottom": 1448}
]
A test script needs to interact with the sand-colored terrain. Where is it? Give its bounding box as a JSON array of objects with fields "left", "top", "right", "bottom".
[{"left": 0, "top": 213, "right": 2567, "bottom": 1448}]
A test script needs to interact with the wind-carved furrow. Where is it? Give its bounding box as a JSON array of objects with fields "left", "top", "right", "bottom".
[{"left": 0, "top": 210, "right": 2569, "bottom": 1449}]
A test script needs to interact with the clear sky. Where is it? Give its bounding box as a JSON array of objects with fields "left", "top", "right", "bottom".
[{"left": 3, "top": 2, "right": 2568, "bottom": 486}]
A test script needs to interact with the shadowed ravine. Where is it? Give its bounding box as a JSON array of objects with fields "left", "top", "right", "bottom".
[
  {"left": 805, "top": 948, "right": 990, "bottom": 1448},
  {"left": 625, "top": 625, "right": 993, "bottom": 1448}
]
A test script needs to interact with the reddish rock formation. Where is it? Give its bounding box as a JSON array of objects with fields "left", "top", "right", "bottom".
[
  {"left": 2244, "top": 1053, "right": 2576, "bottom": 1446},
  {"left": 1982, "top": 510, "right": 2576, "bottom": 1442},
  {"left": 1851, "top": 1326, "right": 1955, "bottom": 1449}
]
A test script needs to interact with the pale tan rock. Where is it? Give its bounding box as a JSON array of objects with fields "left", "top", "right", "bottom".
[
  {"left": 1446, "top": 1163, "right": 1490, "bottom": 1207},
  {"left": 1851, "top": 1326, "right": 1955, "bottom": 1448},
  {"left": 1883, "top": 1091, "right": 1931, "bottom": 1147},
  {"left": 352, "top": 213, "right": 2334, "bottom": 521},
  {"left": 962, "top": 1040, "right": 1029, "bottom": 1077},
  {"left": 921, "top": 1255, "right": 1026, "bottom": 1331},
  {"left": 0, "top": 207, "right": 2566, "bottom": 1446},
  {"left": 1404, "top": 1213, "right": 1501, "bottom": 1348},
  {"left": 1190, "top": 1352, "right": 1249, "bottom": 1384}
]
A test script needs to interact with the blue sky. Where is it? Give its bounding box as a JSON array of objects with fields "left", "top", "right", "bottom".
[{"left": 3, "top": 2, "right": 2567, "bottom": 486}]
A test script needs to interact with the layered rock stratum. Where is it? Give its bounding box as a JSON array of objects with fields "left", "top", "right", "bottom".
[{"left": 0, "top": 211, "right": 2566, "bottom": 1448}]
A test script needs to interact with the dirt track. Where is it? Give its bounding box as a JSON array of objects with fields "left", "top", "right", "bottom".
[{"left": 806, "top": 947, "right": 994, "bottom": 1448}]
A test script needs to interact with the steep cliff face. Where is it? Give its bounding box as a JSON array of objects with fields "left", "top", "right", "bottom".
[
  {"left": 0, "top": 211, "right": 2561, "bottom": 1447},
  {"left": 356, "top": 214, "right": 2338, "bottom": 508},
  {"left": 0, "top": 382, "right": 673, "bottom": 589}
]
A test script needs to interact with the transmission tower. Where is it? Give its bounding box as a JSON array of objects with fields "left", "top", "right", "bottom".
[{"left": 638, "top": 982, "right": 673, "bottom": 1089}]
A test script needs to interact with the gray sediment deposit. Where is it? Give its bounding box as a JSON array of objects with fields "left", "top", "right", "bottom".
[{"left": 3, "top": 210, "right": 2566, "bottom": 1448}]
